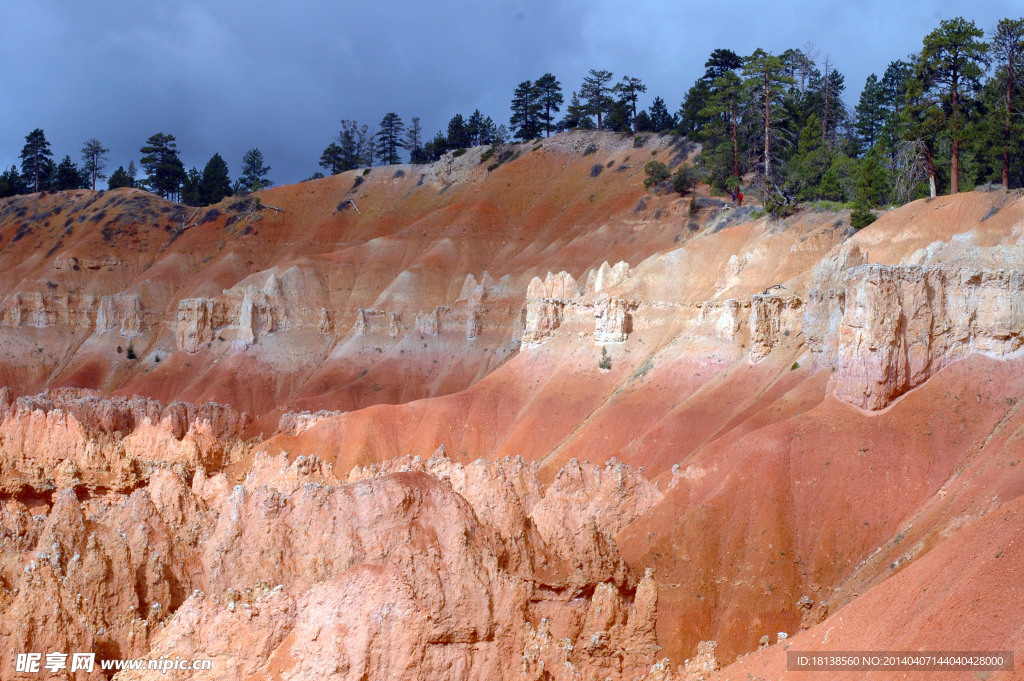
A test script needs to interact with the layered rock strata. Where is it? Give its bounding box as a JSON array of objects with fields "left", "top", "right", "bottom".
[
  {"left": 829, "top": 258, "right": 1024, "bottom": 409},
  {"left": 0, "top": 418, "right": 679, "bottom": 681},
  {"left": 0, "top": 389, "right": 249, "bottom": 495}
]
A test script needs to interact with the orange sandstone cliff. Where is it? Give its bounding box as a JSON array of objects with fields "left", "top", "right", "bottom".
[{"left": 1, "top": 131, "right": 1023, "bottom": 680}]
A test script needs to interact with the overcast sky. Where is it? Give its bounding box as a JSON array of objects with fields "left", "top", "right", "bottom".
[{"left": 1, "top": 1, "right": 1019, "bottom": 186}]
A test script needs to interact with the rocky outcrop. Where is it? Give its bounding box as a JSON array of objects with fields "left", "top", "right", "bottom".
[
  {"left": 96, "top": 292, "right": 143, "bottom": 337},
  {"left": 522, "top": 297, "right": 567, "bottom": 345},
  {"left": 277, "top": 409, "right": 347, "bottom": 435},
  {"left": 749, "top": 292, "right": 803, "bottom": 362},
  {"left": 0, "top": 389, "right": 249, "bottom": 495},
  {"left": 594, "top": 260, "right": 631, "bottom": 293},
  {"left": 0, "top": 291, "right": 96, "bottom": 329},
  {"left": 176, "top": 298, "right": 231, "bottom": 353},
  {"left": 317, "top": 306, "right": 332, "bottom": 334},
  {"left": 522, "top": 271, "right": 579, "bottom": 345},
  {"left": 458, "top": 271, "right": 496, "bottom": 302},
  {"left": 465, "top": 310, "right": 481, "bottom": 340},
  {"left": 0, "top": 444, "right": 666, "bottom": 681},
  {"left": 831, "top": 259, "right": 1024, "bottom": 409},
  {"left": 53, "top": 253, "right": 121, "bottom": 271},
  {"left": 696, "top": 299, "right": 747, "bottom": 341},
  {"left": 0, "top": 290, "right": 142, "bottom": 337},
  {"left": 805, "top": 244, "right": 867, "bottom": 360},
  {"left": 594, "top": 293, "right": 635, "bottom": 343},
  {"left": 801, "top": 243, "right": 1024, "bottom": 408},
  {"left": 353, "top": 308, "right": 401, "bottom": 337},
  {"left": 415, "top": 307, "right": 441, "bottom": 336}
]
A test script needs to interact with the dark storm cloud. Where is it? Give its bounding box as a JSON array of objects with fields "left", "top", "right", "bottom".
[{"left": 1, "top": 0, "right": 1020, "bottom": 185}]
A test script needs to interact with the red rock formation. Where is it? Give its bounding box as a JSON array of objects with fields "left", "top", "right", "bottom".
[{"left": 2, "top": 136, "right": 1024, "bottom": 679}]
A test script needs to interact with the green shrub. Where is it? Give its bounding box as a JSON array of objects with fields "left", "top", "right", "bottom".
[
  {"left": 452, "top": 148, "right": 466, "bottom": 158},
  {"left": 126, "top": 343, "right": 137, "bottom": 360},
  {"left": 480, "top": 147, "right": 496, "bottom": 162},
  {"left": 672, "top": 165, "right": 700, "bottom": 195},
  {"left": 591, "top": 164, "right": 603, "bottom": 178},
  {"left": 583, "top": 144, "right": 598, "bottom": 156},
  {"left": 762, "top": 180, "right": 794, "bottom": 220},
  {"left": 599, "top": 346, "right": 611, "bottom": 370},
  {"left": 850, "top": 203, "right": 877, "bottom": 229},
  {"left": 643, "top": 161, "right": 670, "bottom": 189}
]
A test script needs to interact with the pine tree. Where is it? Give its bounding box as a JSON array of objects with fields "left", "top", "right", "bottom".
[
  {"left": 677, "top": 78, "right": 712, "bottom": 138},
  {"left": 107, "top": 166, "right": 132, "bottom": 190},
  {"left": 561, "top": 91, "right": 594, "bottom": 129},
  {"left": 534, "top": 74, "right": 563, "bottom": 137},
  {"left": 405, "top": 116, "right": 426, "bottom": 163},
  {"left": 465, "top": 110, "right": 487, "bottom": 146},
  {"left": 139, "top": 133, "right": 186, "bottom": 199},
  {"left": 991, "top": 18, "right": 1024, "bottom": 188},
  {"left": 604, "top": 98, "right": 633, "bottom": 133},
  {"left": 901, "top": 75, "right": 945, "bottom": 199},
  {"left": 510, "top": 81, "right": 542, "bottom": 140},
  {"left": 786, "top": 114, "right": 830, "bottom": 199},
  {"left": 647, "top": 97, "right": 675, "bottom": 132},
  {"left": 55, "top": 155, "right": 86, "bottom": 190},
  {"left": 423, "top": 131, "right": 449, "bottom": 162},
  {"left": 615, "top": 76, "right": 647, "bottom": 132},
  {"left": 786, "top": 43, "right": 819, "bottom": 97},
  {"left": 478, "top": 115, "right": 498, "bottom": 145},
  {"left": 319, "top": 143, "right": 345, "bottom": 175},
  {"left": 200, "top": 153, "right": 232, "bottom": 204},
  {"left": 80, "top": 138, "right": 110, "bottom": 191},
  {"left": 239, "top": 148, "right": 272, "bottom": 192},
  {"left": 321, "top": 120, "right": 362, "bottom": 174},
  {"left": 915, "top": 17, "right": 991, "bottom": 193},
  {"left": 875, "top": 60, "right": 914, "bottom": 164},
  {"left": 851, "top": 147, "right": 889, "bottom": 228},
  {"left": 743, "top": 49, "right": 796, "bottom": 181},
  {"left": 493, "top": 124, "right": 509, "bottom": 145},
  {"left": 580, "top": 69, "right": 614, "bottom": 130},
  {"left": 881, "top": 60, "right": 912, "bottom": 112},
  {"left": 181, "top": 167, "right": 203, "bottom": 206},
  {"left": 817, "top": 153, "right": 858, "bottom": 202},
  {"left": 446, "top": 114, "right": 470, "bottom": 149},
  {"left": 811, "top": 56, "right": 847, "bottom": 151},
  {"left": 855, "top": 74, "right": 887, "bottom": 151},
  {"left": 849, "top": 196, "right": 877, "bottom": 229},
  {"left": 859, "top": 146, "right": 891, "bottom": 206},
  {"left": 701, "top": 70, "right": 745, "bottom": 182},
  {"left": 375, "top": 112, "right": 405, "bottom": 165},
  {"left": 41, "top": 158, "right": 57, "bottom": 191},
  {"left": 20, "top": 129, "right": 53, "bottom": 193},
  {"left": 704, "top": 48, "right": 743, "bottom": 81},
  {"left": 0, "top": 166, "right": 26, "bottom": 197}
]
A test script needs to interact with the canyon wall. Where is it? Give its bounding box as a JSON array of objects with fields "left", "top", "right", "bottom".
[
  {"left": 3, "top": 135, "right": 1024, "bottom": 680},
  {"left": 0, "top": 392, "right": 691, "bottom": 680}
]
